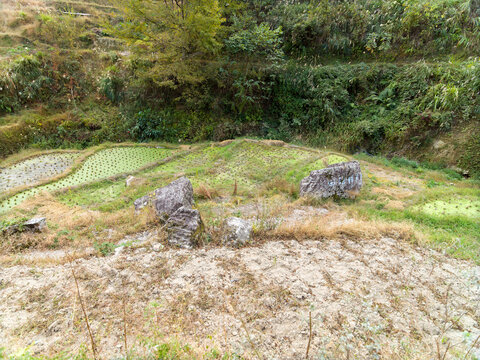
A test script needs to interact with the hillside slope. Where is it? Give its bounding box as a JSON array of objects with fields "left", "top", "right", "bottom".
[
  {"left": 0, "top": 0, "right": 480, "bottom": 177},
  {"left": 0, "top": 139, "right": 479, "bottom": 359}
]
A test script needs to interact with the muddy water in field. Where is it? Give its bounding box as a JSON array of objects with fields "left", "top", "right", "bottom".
[
  {"left": 0, "top": 147, "right": 174, "bottom": 213},
  {"left": 0, "top": 153, "right": 80, "bottom": 193}
]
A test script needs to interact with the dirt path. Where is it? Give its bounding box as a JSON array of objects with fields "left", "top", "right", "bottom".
[{"left": 0, "top": 236, "right": 478, "bottom": 359}]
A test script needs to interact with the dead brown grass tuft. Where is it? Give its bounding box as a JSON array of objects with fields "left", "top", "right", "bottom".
[
  {"left": 260, "top": 178, "right": 297, "bottom": 197},
  {"left": 216, "top": 139, "right": 234, "bottom": 147},
  {"left": 272, "top": 210, "right": 416, "bottom": 242},
  {"left": 262, "top": 139, "right": 286, "bottom": 147},
  {"left": 195, "top": 184, "right": 220, "bottom": 200},
  {"left": 385, "top": 200, "right": 405, "bottom": 210},
  {"left": 372, "top": 186, "right": 415, "bottom": 200}
]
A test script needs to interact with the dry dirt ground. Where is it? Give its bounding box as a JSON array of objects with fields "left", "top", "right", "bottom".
[{"left": 1, "top": 230, "right": 479, "bottom": 359}]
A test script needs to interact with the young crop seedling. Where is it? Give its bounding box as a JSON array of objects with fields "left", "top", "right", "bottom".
[
  {"left": 0, "top": 153, "right": 80, "bottom": 193},
  {"left": 0, "top": 146, "right": 174, "bottom": 213}
]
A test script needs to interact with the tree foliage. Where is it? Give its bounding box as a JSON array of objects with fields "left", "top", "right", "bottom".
[{"left": 109, "top": 0, "right": 224, "bottom": 88}]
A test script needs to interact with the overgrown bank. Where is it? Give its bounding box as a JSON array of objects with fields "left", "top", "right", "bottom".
[
  {"left": 2, "top": 55, "right": 479, "bottom": 176},
  {"left": 1, "top": 0, "right": 480, "bottom": 177}
]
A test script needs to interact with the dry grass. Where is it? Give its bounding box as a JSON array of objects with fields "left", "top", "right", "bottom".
[
  {"left": 385, "top": 200, "right": 406, "bottom": 210},
  {"left": 194, "top": 184, "right": 220, "bottom": 200},
  {"left": 271, "top": 210, "right": 416, "bottom": 242},
  {"left": 261, "top": 139, "right": 286, "bottom": 147},
  {"left": 259, "top": 178, "right": 297, "bottom": 197},
  {"left": 0, "top": 191, "right": 159, "bottom": 256},
  {"left": 0, "top": 248, "right": 92, "bottom": 267},
  {"left": 372, "top": 186, "right": 416, "bottom": 200},
  {"left": 216, "top": 139, "right": 235, "bottom": 147}
]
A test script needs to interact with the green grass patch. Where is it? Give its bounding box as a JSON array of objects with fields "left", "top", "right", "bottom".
[
  {"left": 354, "top": 182, "right": 480, "bottom": 262},
  {"left": 354, "top": 153, "right": 464, "bottom": 181},
  {"left": 421, "top": 198, "right": 480, "bottom": 219}
]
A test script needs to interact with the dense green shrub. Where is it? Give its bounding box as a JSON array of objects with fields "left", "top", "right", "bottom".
[
  {"left": 263, "top": 60, "right": 480, "bottom": 155},
  {"left": 265, "top": 0, "right": 480, "bottom": 58},
  {"left": 0, "top": 52, "right": 93, "bottom": 117},
  {"left": 130, "top": 109, "right": 217, "bottom": 143},
  {"left": 0, "top": 55, "right": 51, "bottom": 114},
  {"left": 98, "top": 66, "right": 125, "bottom": 104}
]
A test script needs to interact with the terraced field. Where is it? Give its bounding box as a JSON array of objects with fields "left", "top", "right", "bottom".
[
  {"left": 422, "top": 198, "right": 480, "bottom": 219},
  {"left": 0, "top": 141, "right": 349, "bottom": 213},
  {"left": 0, "top": 142, "right": 341, "bottom": 212},
  {"left": 1, "top": 139, "right": 478, "bottom": 262},
  {"left": 146, "top": 141, "right": 348, "bottom": 190},
  {"left": 0, "top": 152, "right": 80, "bottom": 194},
  {"left": 0, "top": 146, "right": 175, "bottom": 213}
]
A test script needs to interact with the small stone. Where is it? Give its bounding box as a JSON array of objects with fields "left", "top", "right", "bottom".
[
  {"left": 133, "top": 195, "right": 151, "bottom": 213},
  {"left": 47, "top": 319, "right": 61, "bottom": 334},
  {"left": 223, "top": 217, "right": 252, "bottom": 247},
  {"left": 23, "top": 217, "right": 47, "bottom": 232},
  {"left": 4, "top": 216, "right": 47, "bottom": 235},
  {"left": 126, "top": 175, "right": 139, "bottom": 187},
  {"left": 114, "top": 246, "right": 124, "bottom": 256},
  {"left": 433, "top": 140, "right": 446, "bottom": 150},
  {"left": 152, "top": 243, "right": 164, "bottom": 252}
]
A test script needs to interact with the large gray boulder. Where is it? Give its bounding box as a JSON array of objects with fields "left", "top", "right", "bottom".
[
  {"left": 134, "top": 177, "right": 205, "bottom": 249},
  {"left": 153, "top": 177, "right": 194, "bottom": 220},
  {"left": 165, "top": 206, "right": 204, "bottom": 248},
  {"left": 223, "top": 217, "right": 252, "bottom": 247},
  {"left": 134, "top": 177, "right": 203, "bottom": 248},
  {"left": 300, "top": 161, "right": 362, "bottom": 199}
]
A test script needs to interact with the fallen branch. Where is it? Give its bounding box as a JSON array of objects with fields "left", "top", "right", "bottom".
[
  {"left": 59, "top": 11, "right": 92, "bottom": 16},
  {"left": 70, "top": 261, "right": 97, "bottom": 360},
  {"left": 305, "top": 310, "right": 313, "bottom": 359}
]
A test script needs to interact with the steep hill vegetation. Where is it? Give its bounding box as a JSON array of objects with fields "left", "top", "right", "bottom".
[{"left": 0, "top": 0, "right": 479, "bottom": 176}]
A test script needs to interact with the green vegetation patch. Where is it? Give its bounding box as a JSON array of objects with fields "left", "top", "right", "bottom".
[
  {"left": 0, "top": 146, "right": 174, "bottom": 213},
  {"left": 57, "top": 180, "right": 127, "bottom": 211},
  {"left": 355, "top": 175, "right": 480, "bottom": 262},
  {"left": 149, "top": 141, "right": 335, "bottom": 191},
  {"left": 420, "top": 198, "right": 480, "bottom": 219},
  {"left": 55, "top": 140, "right": 350, "bottom": 212},
  {"left": 287, "top": 154, "right": 349, "bottom": 183}
]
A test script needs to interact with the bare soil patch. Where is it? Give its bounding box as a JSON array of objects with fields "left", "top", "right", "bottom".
[{"left": 0, "top": 236, "right": 478, "bottom": 359}]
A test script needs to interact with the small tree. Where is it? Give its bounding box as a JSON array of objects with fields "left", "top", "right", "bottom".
[{"left": 109, "top": 0, "right": 224, "bottom": 88}]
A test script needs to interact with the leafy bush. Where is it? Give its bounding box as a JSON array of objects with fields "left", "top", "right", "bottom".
[
  {"left": 131, "top": 109, "right": 172, "bottom": 142},
  {"left": 267, "top": 0, "right": 480, "bottom": 58},
  {"left": 98, "top": 66, "right": 124, "bottom": 104},
  {"left": 93, "top": 241, "right": 116, "bottom": 256},
  {"left": 225, "top": 22, "right": 284, "bottom": 62},
  {"left": 0, "top": 55, "right": 51, "bottom": 114},
  {"left": 391, "top": 157, "right": 419, "bottom": 169},
  {"left": 130, "top": 109, "right": 216, "bottom": 142}
]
